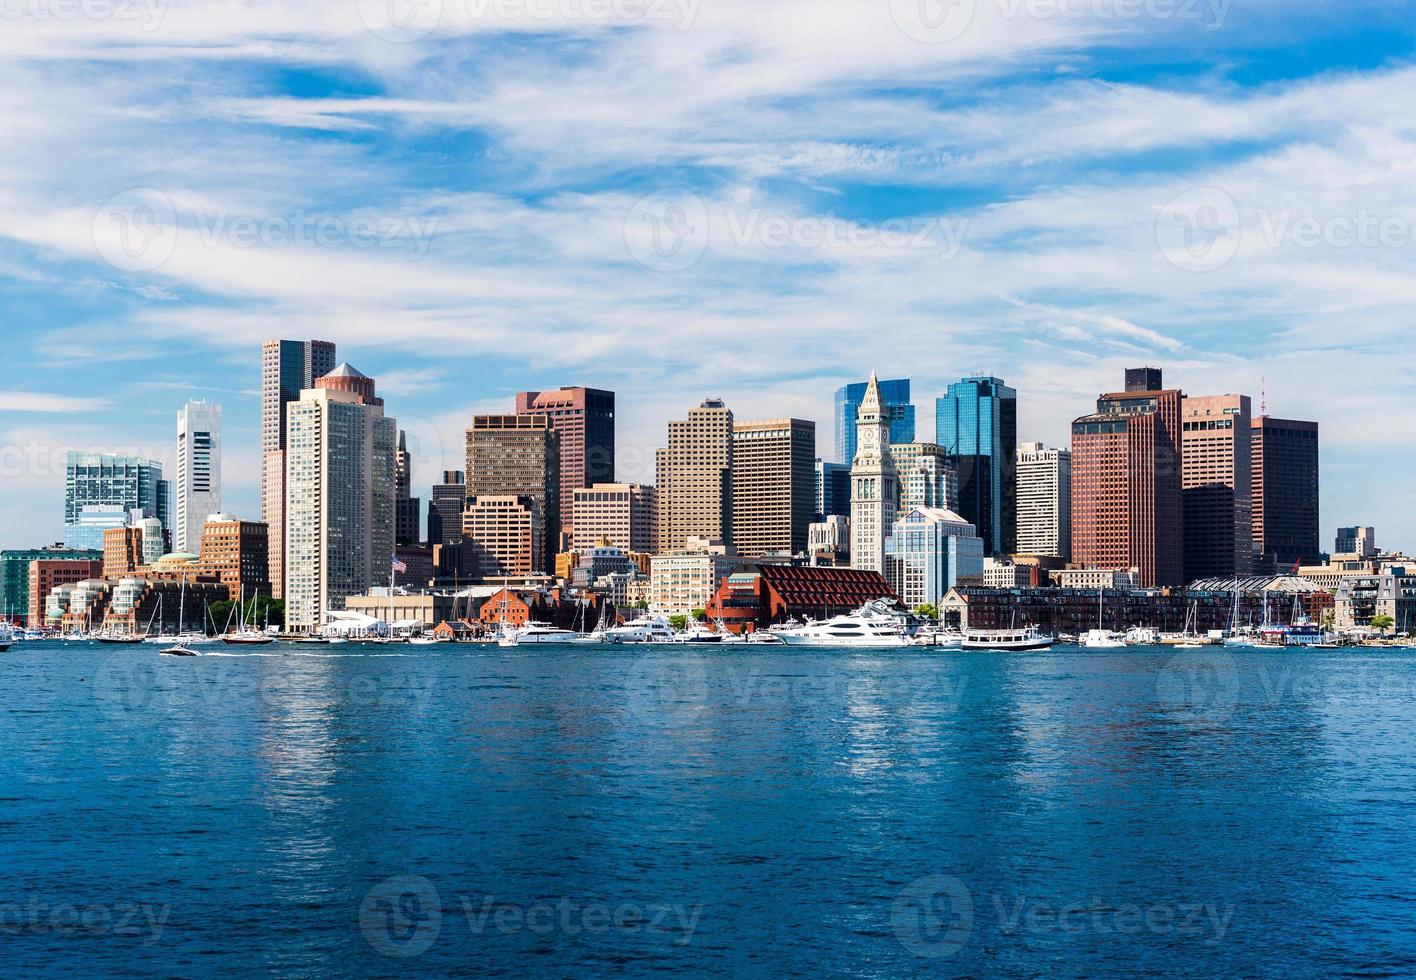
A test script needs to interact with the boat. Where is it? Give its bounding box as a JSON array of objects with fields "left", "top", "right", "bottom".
[
  {"left": 0, "top": 623, "right": 11, "bottom": 652},
  {"left": 673, "top": 623, "right": 726, "bottom": 643},
  {"left": 745, "top": 630, "right": 783, "bottom": 644},
  {"left": 603, "top": 617, "right": 677, "bottom": 644},
  {"left": 774, "top": 600, "right": 909, "bottom": 648},
  {"left": 961, "top": 626, "right": 1054, "bottom": 652},
  {"left": 98, "top": 632, "right": 145, "bottom": 645},
  {"left": 1080, "top": 629, "right": 1126, "bottom": 648},
  {"left": 910, "top": 624, "right": 964, "bottom": 649},
  {"left": 498, "top": 622, "right": 579, "bottom": 646},
  {"left": 407, "top": 635, "right": 441, "bottom": 646},
  {"left": 160, "top": 644, "right": 200, "bottom": 657},
  {"left": 222, "top": 584, "right": 275, "bottom": 646},
  {"left": 1125, "top": 626, "right": 1160, "bottom": 645}
]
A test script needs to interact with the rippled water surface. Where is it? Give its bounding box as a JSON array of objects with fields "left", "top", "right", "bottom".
[{"left": 2, "top": 641, "right": 1415, "bottom": 977}]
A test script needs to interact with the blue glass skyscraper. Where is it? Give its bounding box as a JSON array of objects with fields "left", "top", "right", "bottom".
[
  {"left": 835, "top": 378, "right": 914, "bottom": 463},
  {"left": 62, "top": 452, "right": 171, "bottom": 551},
  {"left": 935, "top": 377, "right": 1017, "bottom": 556}
]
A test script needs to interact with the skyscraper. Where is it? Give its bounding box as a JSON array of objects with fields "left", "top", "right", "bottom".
[
  {"left": 465, "top": 415, "right": 559, "bottom": 574},
  {"left": 63, "top": 453, "right": 170, "bottom": 551},
  {"left": 885, "top": 507, "right": 984, "bottom": 608},
  {"left": 394, "top": 431, "right": 422, "bottom": 546},
  {"left": 935, "top": 376, "right": 1017, "bottom": 556},
  {"left": 815, "top": 460, "right": 851, "bottom": 523},
  {"left": 283, "top": 365, "right": 397, "bottom": 631},
  {"left": 1252, "top": 417, "right": 1320, "bottom": 570},
  {"left": 175, "top": 401, "right": 221, "bottom": 553},
  {"left": 850, "top": 373, "right": 899, "bottom": 575},
  {"left": 731, "top": 418, "right": 816, "bottom": 558},
  {"left": 655, "top": 398, "right": 734, "bottom": 553},
  {"left": 1336, "top": 525, "right": 1374, "bottom": 559},
  {"left": 892, "top": 442, "right": 959, "bottom": 513},
  {"left": 515, "top": 387, "right": 615, "bottom": 547},
  {"left": 1070, "top": 369, "right": 1183, "bottom": 588},
  {"left": 261, "top": 338, "right": 336, "bottom": 598},
  {"left": 1182, "top": 394, "right": 1252, "bottom": 581},
  {"left": 427, "top": 470, "right": 466, "bottom": 548},
  {"left": 1016, "top": 442, "right": 1070, "bottom": 560},
  {"left": 836, "top": 378, "right": 913, "bottom": 464},
  {"left": 571, "top": 483, "right": 655, "bottom": 553}
]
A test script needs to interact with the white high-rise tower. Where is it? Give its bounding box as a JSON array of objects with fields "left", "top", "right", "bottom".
[
  {"left": 176, "top": 400, "right": 222, "bottom": 553},
  {"left": 850, "top": 372, "right": 899, "bottom": 574}
]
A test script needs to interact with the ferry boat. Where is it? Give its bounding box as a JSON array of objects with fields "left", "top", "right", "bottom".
[
  {"left": 961, "top": 626, "right": 1054, "bottom": 652},
  {"left": 603, "top": 617, "right": 676, "bottom": 644},
  {"left": 774, "top": 601, "right": 909, "bottom": 648},
  {"left": 498, "top": 623, "right": 579, "bottom": 646}
]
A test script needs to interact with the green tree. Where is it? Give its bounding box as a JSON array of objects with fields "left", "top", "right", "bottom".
[
  {"left": 691, "top": 607, "right": 707, "bottom": 622},
  {"left": 1371, "top": 614, "right": 1396, "bottom": 633},
  {"left": 913, "top": 603, "right": 939, "bottom": 622},
  {"left": 668, "top": 614, "right": 689, "bottom": 631},
  {"left": 1321, "top": 612, "right": 1336, "bottom": 631}
]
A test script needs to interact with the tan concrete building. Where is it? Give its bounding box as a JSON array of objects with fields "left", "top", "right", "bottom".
[
  {"left": 463, "top": 495, "right": 543, "bottom": 579},
  {"left": 649, "top": 537, "right": 741, "bottom": 614},
  {"left": 1182, "top": 393, "right": 1253, "bottom": 581},
  {"left": 570, "top": 483, "right": 655, "bottom": 553},
  {"left": 731, "top": 419, "right": 815, "bottom": 558},
  {"left": 655, "top": 399, "right": 733, "bottom": 554},
  {"left": 466, "top": 414, "right": 559, "bottom": 572},
  {"left": 1015, "top": 442, "right": 1071, "bottom": 560}
]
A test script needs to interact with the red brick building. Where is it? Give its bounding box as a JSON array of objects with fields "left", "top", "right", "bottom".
[
  {"left": 479, "top": 588, "right": 532, "bottom": 626},
  {"left": 705, "top": 564, "right": 898, "bottom": 633},
  {"left": 28, "top": 559, "right": 104, "bottom": 628}
]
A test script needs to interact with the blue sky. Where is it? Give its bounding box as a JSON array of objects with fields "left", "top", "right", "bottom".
[{"left": 2, "top": 0, "right": 1414, "bottom": 551}]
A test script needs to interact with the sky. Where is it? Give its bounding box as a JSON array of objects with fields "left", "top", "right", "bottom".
[{"left": 1, "top": 0, "right": 1414, "bottom": 551}]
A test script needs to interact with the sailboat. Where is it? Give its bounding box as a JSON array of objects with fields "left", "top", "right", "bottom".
[
  {"left": 1080, "top": 589, "right": 1126, "bottom": 647},
  {"left": 222, "top": 585, "right": 275, "bottom": 646},
  {"left": 100, "top": 594, "right": 154, "bottom": 645}
]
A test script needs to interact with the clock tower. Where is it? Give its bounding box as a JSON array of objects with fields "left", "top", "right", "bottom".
[{"left": 850, "top": 372, "right": 899, "bottom": 574}]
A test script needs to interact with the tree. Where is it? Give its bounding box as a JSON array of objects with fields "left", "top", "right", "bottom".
[
  {"left": 1371, "top": 614, "right": 1396, "bottom": 633},
  {"left": 913, "top": 603, "right": 939, "bottom": 622},
  {"left": 691, "top": 607, "right": 707, "bottom": 622},
  {"left": 668, "top": 614, "right": 689, "bottom": 631},
  {"left": 1321, "top": 612, "right": 1336, "bottom": 631}
]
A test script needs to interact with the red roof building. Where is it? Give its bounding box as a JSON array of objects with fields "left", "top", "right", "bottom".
[{"left": 705, "top": 564, "right": 897, "bottom": 633}]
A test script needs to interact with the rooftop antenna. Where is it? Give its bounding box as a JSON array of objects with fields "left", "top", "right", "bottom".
[{"left": 1260, "top": 375, "right": 1267, "bottom": 416}]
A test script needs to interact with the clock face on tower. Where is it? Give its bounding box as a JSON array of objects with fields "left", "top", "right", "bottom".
[{"left": 859, "top": 426, "right": 878, "bottom": 456}]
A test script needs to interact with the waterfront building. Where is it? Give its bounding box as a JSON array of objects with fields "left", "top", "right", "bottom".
[
  {"left": 655, "top": 398, "right": 734, "bottom": 554},
  {"left": 884, "top": 507, "right": 985, "bottom": 609},
  {"left": 344, "top": 592, "right": 458, "bottom": 630},
  {"left": 26, "top": 558, "right": 104, "bottom": 628},
  {"left": 261, "top": 338, "right": 336, "bottom": 599},
  {"left": 1251, "top": 417, "right": 1320, "bottom": 571},
  {"left": 935, "top": 377, "right": 1016, "bottom": 556},
  {"left": 102, "top": 578, "right": 229, "bottom": 636},
  {"left": 0, "top": 546, "right": 102, "bottom": 623},
  {"left": 466, "top": 415, "right": 559, "bottom": 573},
  {"left": 1070, "top": 368, "right": 1184, "bottom": 588},
  {"left": 50, "top": 578, "right": 111, "bottom": 633},
  {"left": 197, "top": 515, "right": 270, "bottom": 598},
  {"left": 835, "top": 378, "right": 914, "bottom": 465},
  {"left": 849, "top": 373, "right": 899, "bottom": 575},
  {"left": 103, "top": 526, "right": 146, "bottom": 579},
  {"left": 284, "top": 368, "right": 397, "bottom": 632},
  {"left": 1334, "top": 568, "right": 1416, "bottom": 633},
  {"left": 570, "top": 544, "right": 633, "bottom": 589},
  {"left": 649, "top": 537, "right": 741, "bottom": 615},
  {"left": 571, "top": 483, "right": 655, "bottom": 553},
  {"left": 427, "top": 471, "right": 466, "bottom": 548},
  {"left": 1016, "top": 442, "right": 1071, "bottom": 560},
  {"left": 808, "top": 515, "right": 850, "bottom": 565},
  {"left": 515, "top": 387, "right": 616, "bottom": 547},
  {"left": 1050, "top": 567, "right": 1140, "bottom": 590},
  {"left": 1182, "top": 393, "right": 1253, "bottom": 581},
  {"left": 63, "top": 453, "right": 170, "bottom": 551},
  {"left": 815, "top": 460, "right": 851, "bottom": 522},
  {"left": 175, "top": 400, "right": 221, "bottom": 554},
  {"left": 395, "top": 431, "right": 423, "bottom": 547},
  {"left": 983, "top": 558, "right": 1033, "bottom": 589},
  {"left": 462, "top": 496, "right": 544, "bottom": 579},
  {"left": 892, "top": 442, "right": 959, "bottom": 513},
  {"left": 1336, "top": 526, "right": 1377, "bottom": 560},
  {"left": 731, "top": 418, "right": 816, "bottom": 558},
  {"left": 705, "top": 565, "right": 897, "bottom": 634}
]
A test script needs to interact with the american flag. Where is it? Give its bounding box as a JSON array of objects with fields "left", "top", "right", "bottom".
[{"left": 391, "top": 558, "right": 408, "bottom": 574}]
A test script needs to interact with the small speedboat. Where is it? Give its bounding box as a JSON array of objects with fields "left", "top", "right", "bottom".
[{"left": 160, "top": 645, "right": 199, "bottom": 657}]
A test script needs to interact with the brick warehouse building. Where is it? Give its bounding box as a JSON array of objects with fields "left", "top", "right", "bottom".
[{"left": 705, "top": 564, "right": 898, "bottom": 633}]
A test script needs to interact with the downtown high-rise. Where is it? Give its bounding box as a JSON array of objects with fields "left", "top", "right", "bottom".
[
  {"left": 1016, "top": 442, "right": 1070, "bottom": 560},
  {"left": 1181, "top": 393, "right": 1252, "bottom": 581},
  {"left": 1252, "top": 416, "right": 1320, "bottom": 569},
  {"left": 465, "top": 415, "right": 560, "bottom": 574},
  {"left": 261, "top": 338, "right": 336, "bottom": 598},
  {"left": 62, "top": 452, "right": 170, "bottom": 552},
  {"left": 731, "top": 418, "right": 816, "bottom": 558},
  {"left": 175, "top": 400, "right": 221, "bottom": 554},
  {"left": 850, "top": 373, "right": 899, "bottom": 575},
  {"left": 655, "top": 398, "right": 734, "bottom": 553},
  {"left": 935, "top": 376, "right": 1016, "bottom": 557},
  {"left": 515, "top": 387, "right": 615, "bottom": 548},
  {"left": 835, "top": 377, "right": 913, "bottom": 465}
]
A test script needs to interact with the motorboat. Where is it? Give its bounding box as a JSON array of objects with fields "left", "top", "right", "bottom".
[
  {"left": 160, "top": 644, "right": 200, "bottom": 657},
  {"left": 1125, "top": 626, "right": 1160, "bottom": 645},
  {"left": 961, "top": 626, "right": 1054, "bottom": 652},
  {"left": 745, "top": 630, "right": 782, "bottom": 644},
  {"left": 774, "top": 600, "right": 909, "bottom": 648},
  {"left": 0, "top": 623, "right": 11, "bottom": 652},
  {"left": 498, "top": 623, "right": 579, "bottom": 646},
  {"left": 910, "top": 625, "right": 964, "bottom": 649},
  {"left": 222, "top": 631, "right": 275, "bottom": 646},
  {"left": 1080, "top": 629, "right": 1127, "bottom": 649},
  {"left": 603, "top": 617, "right": 677, "bottom": 644},
  {"left": 97, "top": 633, "right": 145, "bottom": 645},
  {"left": 673, "top": 623, "right": 726, "bottom": 643}
]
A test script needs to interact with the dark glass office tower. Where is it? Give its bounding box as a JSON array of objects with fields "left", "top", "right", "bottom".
[{"left": 935, "top": 377, "right": 1017, "bottom": 556}]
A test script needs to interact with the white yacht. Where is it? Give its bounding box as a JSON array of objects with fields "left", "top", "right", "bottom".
[
  {"left": 0, "top": 623, "right": 12, "bottom": 652},
  {"left": 673, "top": 623, "right": 726, "bottom": 644},
  {"left": 603, "top": 617, "right": 676, "bottom": 644},
  {"left": 774, "top": 601, "right": 909, "bottom": 648},
  {"left": 961, "top": 626, "right": 1054, "bottom": 651},
  {"left": 1080, "top": 629, "right": 1127, "bottom": 648},
  {"left": 910, "top": 625, "right": 964, "bottom": 649},
  {"left": 498, "top": 622, "right": 579, "bottom": 646}
]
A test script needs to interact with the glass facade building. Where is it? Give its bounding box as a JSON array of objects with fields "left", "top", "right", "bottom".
[
  {"left": 934, "top": 377, "right": 1017, "bottom": 556},
  {"left": 835, "top": 378, "right": 914, "bottom": 464},
  {"left": 815, "top": 460, "right": 851, "bottom": 523},
  {"left": 1, "top": 546, "right": 102, "bottom": 622},
  {"left": 62, "top": 453, "right": 170, "bottom": 551},
  {"left": 884, "top": 507, "right": 985, "bottom": 609}
]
